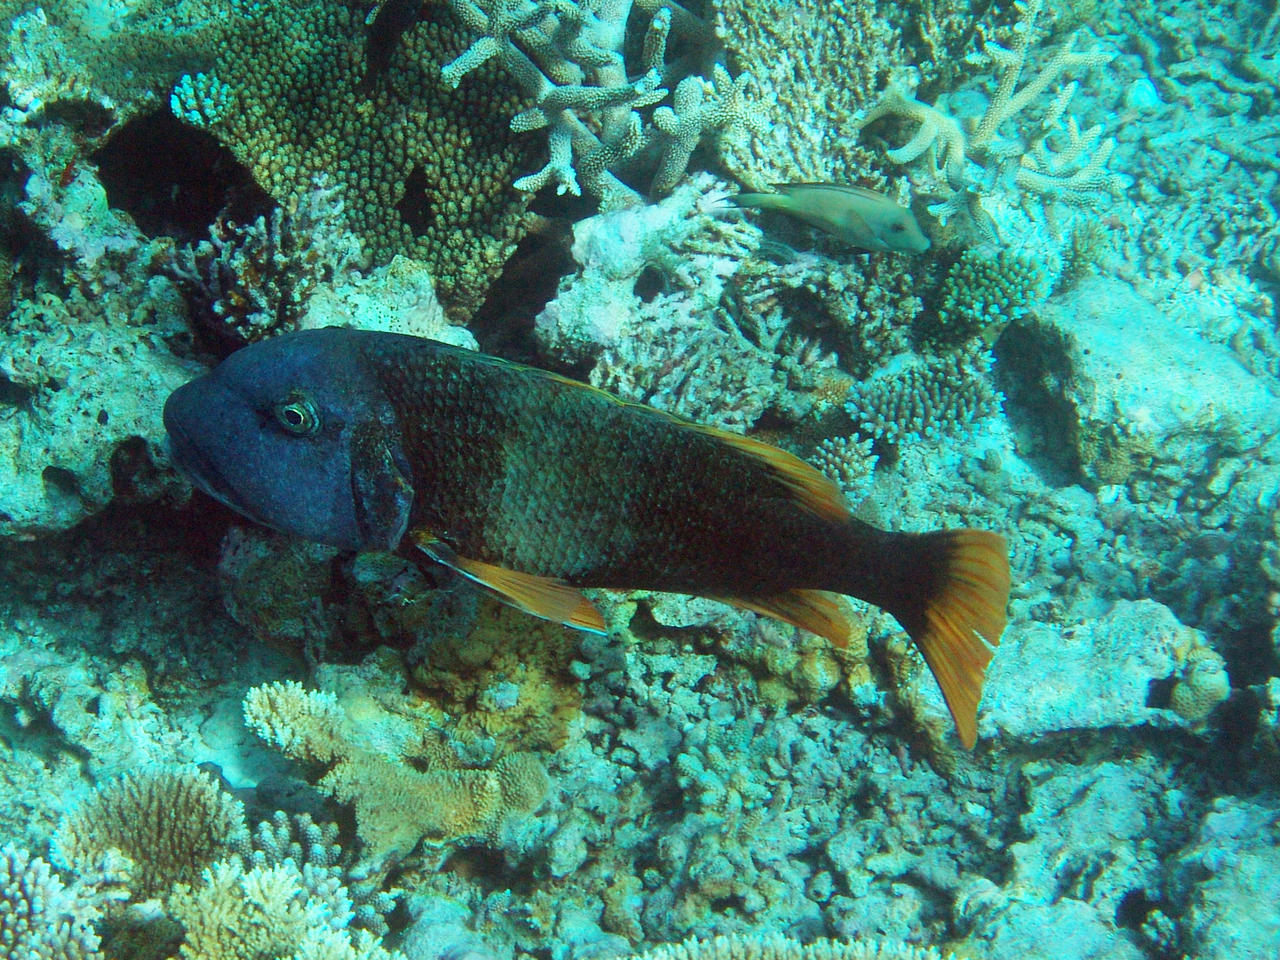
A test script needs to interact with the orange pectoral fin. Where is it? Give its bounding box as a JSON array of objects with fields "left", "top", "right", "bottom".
[
  {"left": 714, "top": 589, "right": 855, "bottom": 649},
  {"left": 412, "top": 532, "right": 607, "bottom": 634}
]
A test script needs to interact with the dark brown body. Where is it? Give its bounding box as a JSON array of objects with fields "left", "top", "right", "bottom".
[{"left": 165, "top": 328, "right": 1009, "bottom": 745}]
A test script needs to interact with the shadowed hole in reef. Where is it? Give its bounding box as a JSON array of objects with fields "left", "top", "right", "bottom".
[
  {"left": 469, "top": 216, "right": 577, "bottom": 366},
  {"left": 92, "top": 110, "right": 273, "bottom": 244}
]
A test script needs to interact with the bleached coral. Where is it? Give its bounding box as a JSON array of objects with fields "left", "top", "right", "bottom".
[
  {"left": 440, "top": 0, "right": 762, "bottom": 204},
  {"left": 857, "top": 0, "right": 1123, "bottom": 235}
]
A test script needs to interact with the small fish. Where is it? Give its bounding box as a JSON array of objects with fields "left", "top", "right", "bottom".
[
  {"left": 164, "top": 328, "right": 1008, "bottom": 746},
  {"left": 729, "top": 182, "right": 931, "bottom": 254}
]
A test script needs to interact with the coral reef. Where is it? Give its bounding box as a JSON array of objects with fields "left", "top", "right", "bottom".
[
  {"left": 0, "top": 844, "right": 104, "bottom": 960},
  {"left": 243, "top": 679, "right": 551, "bottom": 859},
  {"left": 438, "top": 0, "right": 762, "bottom": 206},
  {"left": 919, "top": 249, "right": 1049, "bottom": 348},
  {"left": 857, "top": 0, "right": 1124, "bottom": 237},
  {"left": 843, "top": 350, "right": 1003, "bottom": 453},
  {"left": 626, "top": 933, "right": 968, "bottom": 959},
  {"left": 169, "top": 0, "right": 537, "bottom": 317},
  {"left": 168, "top": 180, "right": 363, "bottom": 347},
  {"left": 169, "top": 858, "right": 404, "bottom": 960},
  {"left": 52, "top": 767, "right": 248, "bottom": 901}
]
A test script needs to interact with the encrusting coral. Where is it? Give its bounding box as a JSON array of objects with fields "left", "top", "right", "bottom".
[
  {"left": 243, "top": 680, "right": 551, "bottom": 859},
  {"left": 52, "top": 767, "right": 249, "bottom": 901},
  {"left": 169, "top": 0, "right": 537, "bottom": 317}
]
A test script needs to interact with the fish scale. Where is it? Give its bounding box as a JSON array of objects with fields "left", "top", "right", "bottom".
[{"left": 164, "top": 327, "right": 1010, "bottom": 747}]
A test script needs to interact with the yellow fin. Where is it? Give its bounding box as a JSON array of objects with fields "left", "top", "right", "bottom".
[
  {"left": 412, "top": 533, "right": 606, "bottom": 634},
  {"left": 534, "top": 369, "right": 848, "bottom": 523},
  {"left": 908, "top": 530, "right": 1010, "bottom": 749},
  {"left": 686, "top": 424, "right": 849, "bottom": 524},
  {"left": 715, "top": 589, "right": 855, "bottom": 649}
]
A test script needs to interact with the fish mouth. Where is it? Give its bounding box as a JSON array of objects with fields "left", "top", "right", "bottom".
[{"left": 163, "top": 383, "right": 269, "bottom": 526}]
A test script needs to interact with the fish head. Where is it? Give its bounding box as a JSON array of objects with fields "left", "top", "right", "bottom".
[
  {"left": 864, "top": 203, "right": 931, "bottom": 254},
  {"left": 163, "top": 328, "right": 413, "bottom": 552}
]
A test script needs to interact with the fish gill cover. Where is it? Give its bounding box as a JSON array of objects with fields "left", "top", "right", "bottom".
[{"left": 0, "top": 0, "right": 1279, "bottom": 957}]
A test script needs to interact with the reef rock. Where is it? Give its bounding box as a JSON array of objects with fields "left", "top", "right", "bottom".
[
  {"left": 1000, "top": 276, "right": 1280, "bottom": 488},
  {"left": 980, "top": 599, "right": 1219, "bottom": 739}
]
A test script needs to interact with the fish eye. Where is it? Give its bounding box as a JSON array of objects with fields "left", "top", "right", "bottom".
[{"left": 274, "top": 392, "right": 320, "bottom": 437}]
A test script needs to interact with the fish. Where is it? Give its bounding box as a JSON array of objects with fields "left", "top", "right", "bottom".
[
  {"left": 729, "top": 182, "right": 931, "bottom": 254},
  {"left": 163, "top": 328, "right": 1009, "bottom": 746}
]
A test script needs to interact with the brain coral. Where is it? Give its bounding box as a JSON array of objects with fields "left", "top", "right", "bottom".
[{"left": 172, "top": 0, "right": 538, "bottom": 317}]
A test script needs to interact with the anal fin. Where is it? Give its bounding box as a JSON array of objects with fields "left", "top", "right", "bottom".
[
  {"left": 412, "top": 532, "right": 606, "bottom": 634},
  {"left": 713, "top": 589, "right": 855, "bottom": 649}
]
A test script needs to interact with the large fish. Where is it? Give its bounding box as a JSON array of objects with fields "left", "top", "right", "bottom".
[{"left": 164, "top": 328, "right": 1009, "bottom": 746}]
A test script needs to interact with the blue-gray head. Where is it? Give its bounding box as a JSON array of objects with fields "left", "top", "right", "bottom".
[{"left": 163, "top": 328, "right": 413, "bottom": 552}]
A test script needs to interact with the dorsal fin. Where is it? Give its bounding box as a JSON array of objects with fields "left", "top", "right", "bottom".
[
  {"left": 713, "top": 589, "right": 856, "bottom": 649},
  {"left": 531, "top": 369, "right": 849, "bottom": 524},
  {"left": 412, "top": 533, "right": 606, "bottom": 634},
  {"left": 686, "top": 423, "right": 849, "bottom": 523}
]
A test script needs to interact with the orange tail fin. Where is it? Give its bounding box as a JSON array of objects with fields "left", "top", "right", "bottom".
[{"left": 888, "top": 530, "right": 1010, "bottom": 748}]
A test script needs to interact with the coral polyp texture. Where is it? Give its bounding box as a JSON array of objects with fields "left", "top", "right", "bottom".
[
  {"left": 243, "top": 680, "right": 551, "bottom": 858},
  {"left": 52, "top": 767, "right": 249, "bottom": 901},
  {"left": 169, "top": 0, "right": 538, "bottom": 317}
]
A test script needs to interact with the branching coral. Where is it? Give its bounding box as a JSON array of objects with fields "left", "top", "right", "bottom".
[
  {"left": 0, "top": 844, "right": 104, "bottom": 960},
  {"left": 439, "top": 0, "right": 763, "bottom": 205},
  {"left": 844, "top": 350, "right": 1002, "bottom": 453},
  {"left": 168, "top": 181, "right": 363, "bottom": 347},
  {"left": 170, "top": 0, "right": 537, "bottom": 317},
  {"left": 243, "top": 680, "right": 551, "bottom": 859},
  {"left": 169, "top": 858, "right": 404, "bottom": 960},
  {"left": 52, "top": 767, "right": 249, "bottom": 902},
  {"left": 857, "top": 0, "right": 1123, "bottom": 234},
  {"left": 918, "top": 248, "right": 1049, "bottom": 347}
]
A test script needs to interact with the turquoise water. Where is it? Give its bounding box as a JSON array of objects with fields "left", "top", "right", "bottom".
[{"left": 1, "top": 0, "right": 1278, "bottom": 957}]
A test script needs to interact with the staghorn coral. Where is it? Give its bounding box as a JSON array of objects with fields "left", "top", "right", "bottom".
[
  {"left": 438, "top": 0, "right": 762, "bottom": 205},
  {"left": 243, "top": 680, "right": 551, "bottom": 859},
  {"left": 52, "top": 767, "right": 249, "bottom": 902},
  {"left": 844, "top": 350, "right": 1002, "bottom": 453},
  {"left": 626, "top": 934, "right": 969, "bottom": 960},
  {"left": 170, "top": 0, "right": 537, "bottom": 318},
  {"left": 0, "top": 844, "right": 104, "bottom": 960},
  {"left": 168, "top": 180, "right": 363, "bottom": 347},
  {"left": 857, "top": 0, "right": 1122, "bottom": 236},
  {"left": 807, "top": 435, "right": 878, "bottom": 506}
]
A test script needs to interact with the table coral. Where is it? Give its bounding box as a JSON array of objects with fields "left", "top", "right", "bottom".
[
  {"left": 170, "top": 0, "right": 538, "bottom": 317},
  {"left": 243, "top": 680, "right": 551, "bottom": 859}
]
